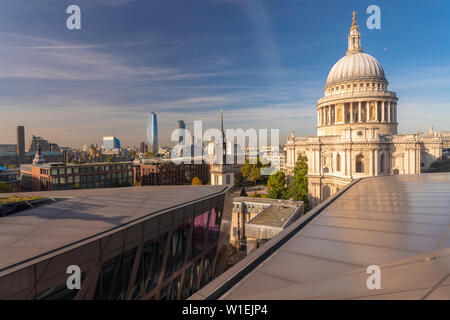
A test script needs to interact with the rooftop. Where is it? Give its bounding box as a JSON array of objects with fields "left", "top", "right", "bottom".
[
  {"left": 248, "top": 205, "right": 298, "bottom": 228},
  {"left": 233, "top": 197, "right": 302, "bottom": 207},
  {"left": 21, "top": 161, "right": 133, "bottom": 169},
  {"left": 191, "top": 173, "right": 450, "bottom": 300},
  {"left": 0, "top": 185, "right": 228, "bottom": 273}
]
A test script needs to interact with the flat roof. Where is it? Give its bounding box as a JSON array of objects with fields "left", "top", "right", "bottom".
[
  {"left": 233, "top": 197, "right": 302, "bottom": 206},
  {"left": 191, "top": 173, "right": 450, "bottom": 300},
  {"left": 0, "top": 185, "right": 228, "bottom": 271},
  {"left": 248, "top": 205, "right": 298, "bottom": 228}
]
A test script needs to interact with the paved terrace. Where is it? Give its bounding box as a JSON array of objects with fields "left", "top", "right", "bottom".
[
  {"left": 0, "top": 185, "right": 228, "bottom": 271},
  {"left": 191, "top": 173, "right": 450, "bottom": 300}
]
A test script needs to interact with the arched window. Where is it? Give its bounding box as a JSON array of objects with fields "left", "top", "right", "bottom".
[
  {"left": 336, "top": 154, "right": 341, "bottom": 172},
  {"left": 380, "top": 153, "right": 385, "bottom": 173},
  {"left": 356, "top": 154, "right": 364, "bottom": 173}
]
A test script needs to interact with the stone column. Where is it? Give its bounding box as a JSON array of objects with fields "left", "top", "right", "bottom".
[
  {"left": 381, "top": 102, "right": 386, "bottom": 122},
  {"left": 350, "top": 103, "right": 354, "bottom": 123},
  {"left": 369, "top": 150, "right": 373, "bottom": 176},
  {"left": 374, "top": 149, "right": 379, "bottom": 176},
  {"left": 358, "top": 101, "right": 362, "bottom": 122}
]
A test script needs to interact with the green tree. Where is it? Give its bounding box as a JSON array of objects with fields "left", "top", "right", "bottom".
[
  {"left": 288, "top": 155, "right": 309, "bottom": 208},
  {"left": 425, "top": 159, "right": 450, "bottom": 173},
  {"left": 267, "top": 171, "right": 289, "bottom": 199},
  {"left": 240, "top": 158, "right": 269, "bottom": 184},
  {"left": 191, "top": 177, "right": 202, "bottom": 185},
  {"left": 7, "top": 164, "right": 17, "bottom": 169},
  {"left": 128, "top": 149, "right": 137, "bottom": 159},
  {"left": 145, "top": 152, "right": 157, "bottom": 157},
  {"left": 239, "top": 186, "right": 247, "bottom": 197},
  {"left": 73, "top": 183, "right": 81, "bottom": 190},
  {"left": 0, "top": 181, "right": 12, "bottom": 193}
]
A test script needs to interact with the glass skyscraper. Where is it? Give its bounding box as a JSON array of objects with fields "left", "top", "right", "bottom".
[
  {"left": 103, "top": 136, "right": 120, "bottom": 150},
  {"left": 146, "top": 112, "right": 158, "bottom": 154},
  {"left": 176, "top": 120, "right": 186, "bottom": 143}
]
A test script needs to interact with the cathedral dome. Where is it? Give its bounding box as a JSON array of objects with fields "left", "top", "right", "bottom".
[
  {"left": 325, "top": 11, "right": 386, "bottom": 87},
  {"left": 326, "top": 52, "right": 385, "bottom": 85}
]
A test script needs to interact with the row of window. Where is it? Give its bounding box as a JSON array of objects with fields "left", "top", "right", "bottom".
[
  {"left": 35, "top": 208, "right": 222, "bottom": 300},
  {"left": 49, "top": 164, "right": 132, "bottom": 176},
  {"left": 51, "top": 178, "right": 133, "bottom": 190},
  {"left": 51, "top": 172, "right": 133, "bottom": 184},
  {"left": 327, "top": 153, "right": 387, "bottom": 174}
]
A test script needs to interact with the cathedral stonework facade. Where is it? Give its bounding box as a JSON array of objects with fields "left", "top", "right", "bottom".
[{"left": 285, "top": 15, "right": 443, "bottom": 208}]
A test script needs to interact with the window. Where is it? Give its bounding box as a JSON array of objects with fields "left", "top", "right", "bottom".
[
  {"left": 166, "top": 225, "right": 190, "bottom": 277},
  {"left": 73, "top": 167, "right": 79, "bottom": 174},
  {"left": 94, "top": 256, "right": 120, "bottom": 300},
  {"left": 207, "top": 208, "right": 221, "bottom": 243},
  {"left": 356, "top": 154, "right": 364, "bottom": 173},
  {"left": 67, "top": 168, "right": 72, "bottom": 174},
  {"left": 51, "top": 169, "right": 58, "bottom": 176},
  {"left": 192, "top": 211, "right": 209, "bottom": 257}
]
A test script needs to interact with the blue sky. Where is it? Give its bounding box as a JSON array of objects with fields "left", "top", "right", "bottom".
[{"left": 0, "top": 0, "right": 449, "bottom": 148}]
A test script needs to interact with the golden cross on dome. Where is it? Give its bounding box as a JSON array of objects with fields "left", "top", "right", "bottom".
[{"left": 352, "top": 10, "right": 357, "bottom": 25}]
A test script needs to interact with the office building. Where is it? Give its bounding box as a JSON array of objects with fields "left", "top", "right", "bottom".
[
  {"left": 20, "top": 162, "right": 133, "bottom": 191},
  {"left": 230, "top": 197, "right": 303, "bottom": 253},
  {"left": 103, "top": 136, "right": 121, "bottom": 150},
  {"left": 133, "top": 158, "right": 210, "bottom": 186},
  {"left": 16, "top": 126, "right": 25, "bottom": 165},
  {"left": 140, "top": 142, "right": 148, "bottom": 154},
  {"left": 146, "top": 112, "right": 158, "bottom": 154},
  {"left": 28, "top": 135, "right": 60, "bottom": 152},
  {"left": 176, "top": 120, "right": 186, "bottom": 143},
  {"left": 0, "top": 185, "right": 232, "bottom": 300},
  {"left": 0, "top": 166, "right": 20, "bottom": 192}
]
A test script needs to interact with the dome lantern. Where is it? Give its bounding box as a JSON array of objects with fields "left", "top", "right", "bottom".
[{"left": 346, "top": 11, "right": 363, "bottom": 55}]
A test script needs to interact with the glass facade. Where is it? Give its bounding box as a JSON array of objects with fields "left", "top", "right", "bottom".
[
  {"left": 0, "top": 187, "right": 229, "bottom": 301},
  {"left": 103, "top": 136, "right": 121, "bottom": 150},
  {"left": 146, "top": 112, "right": 158, "bottom": 154},
  {"left": 4, "top": 206, "right": 225, "bottom": 300}
]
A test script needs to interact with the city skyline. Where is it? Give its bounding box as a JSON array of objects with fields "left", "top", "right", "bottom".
[{"left": 1, "top": 0, "right": 450, "bottom": 148}]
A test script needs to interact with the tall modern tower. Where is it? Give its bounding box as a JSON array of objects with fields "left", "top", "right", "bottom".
[
  {"left": 16, "top": 126, "right": 25, "bottom": 165},
  {"left": 146, "top": 112, "right": 158, "bottom": 155},
  {"left": 175, "top": 120, "right": 186, "bottom": 143}
]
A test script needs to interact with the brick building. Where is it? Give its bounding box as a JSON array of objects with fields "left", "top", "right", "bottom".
[
  {"left": 133, "top": 158, "right": 210, "bottom": 186},
  {"left": 20, "top": 162, "right": 133, "bottom": 191}
]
